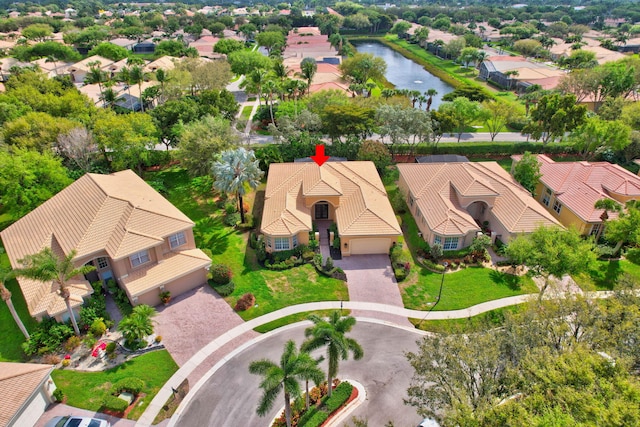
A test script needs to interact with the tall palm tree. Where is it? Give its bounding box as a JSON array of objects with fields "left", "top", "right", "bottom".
[
  {"left": 249, "top": 340, "right": 324, "bottom": 427},
  {"left": 129, "top": 65, "right": 148, "bottom": 112},
  {"left": 100, "top": 84, "right": 125, "bottom": 110},
  {"left": 85, "top": 63, "right": 107, "bottom": 106},
  {"left": 298, "top": 57, "right": 317, "bottom": 95},
  {"left": 0, "top": 266, "right": 30, "bottom": 340},
  {"left": 16, "top": 248, "right": 95, "bottom": 335},
  {"left": 45, "top": 54, "right": 59, "bottom": 75},
  {"left": 594, "top": 198, "right": 622, "bottom": 242},
  {"left": 301, "top": 311, "right": 363, "bottom": 397},
  {"left": 425, "top": 89, "right": 438, "bottom": 111},
  {"left": 263, "top": 79, "right": 278, "bottom": 126},
  {"left": 155, "top": 68, "right": 170, "bottom": 101},
  {"left": 212, "top": 148, "right": 264, "bottom": 224}
]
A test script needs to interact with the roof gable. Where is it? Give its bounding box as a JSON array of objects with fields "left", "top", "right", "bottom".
[{"left": 0, "top": 362, "right": 53, "bottom": 427}]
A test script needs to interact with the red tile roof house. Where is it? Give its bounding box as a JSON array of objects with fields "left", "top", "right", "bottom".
[
  {"left": 261, "top": 162, "right": 401, "bottom": 256},
  {"left": 512, "top": 154, "right": 640, "bottom": 236},
  {"left": 397, "top": 162, "right": 562, "bottom": 249},
  {"left": 0, "top": 362, "right": 57, "bottom": 427},
  {"left": 0, "top": 170, "right": 211, "bottom": 323}
]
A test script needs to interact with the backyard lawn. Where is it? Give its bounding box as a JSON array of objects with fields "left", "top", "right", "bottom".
[
  {"left": 572, "top": 258, "right": 640, "bottom": 291},
  {"left": 0, "top": 242, "right": 38, "bottom": 362},
  {"left": 147, "top": 167, "right": 348, "bottom": 321},
  {"left": 51, "top": 350, "right": 178, "bottom": 420}
]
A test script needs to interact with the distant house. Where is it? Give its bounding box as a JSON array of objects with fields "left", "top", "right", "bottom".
[
  {"left": 512, "top": 154, "right": 640, "bottom": 235},
  {"left": 479, "top": 56, "right": 565, "bottom": 91},
  {"left": 261, "top": 162, "right": 401, "bottom": 256},
  {"left": 0, "top": 170, "right": 211, "bottom": 321},
  {"left": 398, "top": 162, "right": 562, "bottom": 249},
  {"left": 109, "top": 37, "right": 137, "bottom": 50},
  {"left": 64, "top": 55, "right": 114, "bottom": 83},
  {"left": 0, "top": 362, "right": 57, "bottom": 427},
  {"left": 144, "top": 55, "right": 176, "bottom": 73}
]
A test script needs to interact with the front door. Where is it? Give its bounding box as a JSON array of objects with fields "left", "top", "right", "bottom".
[{"left": 315, "top": 203, "right": 329, "bottom": 220}]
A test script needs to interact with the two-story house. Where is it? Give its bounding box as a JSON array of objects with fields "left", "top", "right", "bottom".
[
  {"left": 512, "top": 154, "right": 640, "bottom": 236},
  {"left": 261, "top": 161, "right": 401, "bottom": 256},
  {"left": 0, "top": 170, "right": 211, "bottom": 322}
]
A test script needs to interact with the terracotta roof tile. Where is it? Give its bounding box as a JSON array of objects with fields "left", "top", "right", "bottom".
[{"left": 0, "top": 362, "right": 53, "bottom": 427}]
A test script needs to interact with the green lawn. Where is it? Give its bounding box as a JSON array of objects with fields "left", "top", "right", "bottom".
[
  {"left": 573, "top": 259, "right": 640, "bottom": 291},
  {"left": 410, "top": 304, "right": 526, "bottom": 333},
  {"left": 253, "top": 310, "right": 351, "bottom": 333},
  {"left": 51, "top": 350, "right": 178, "bottom": 420},
  {"left": 240, "top": 105, "right": 253, "bottom": 120},
  {"left": 147, "top": 167, "right": 348, "bottom": 321},
  {"left": 402, "top": 267, "right": 537, "bottom": 311},
  {"left": 0, "top": 242, "right": 38, "bottom": 362}
]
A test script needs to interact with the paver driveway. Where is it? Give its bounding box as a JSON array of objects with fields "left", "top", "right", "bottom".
[
  {"left": 337, "top": 254, "right": 412, "bottom": 327},
  {"left": 154, "top": 284, "right": 259, "bottom": 385}
]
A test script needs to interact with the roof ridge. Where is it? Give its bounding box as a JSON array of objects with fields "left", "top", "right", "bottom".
[
  {"left": 0, "top": 364, "right": 51, "bottom": 382},
  {"left": 123, "top": 229, "right": 165, "bottom": 242},
  {"left": 330, "top": 163, "right": 387, "bottom": 197},
  {"left": 106, "top": 203, "right": 134, "bottom": 259}
]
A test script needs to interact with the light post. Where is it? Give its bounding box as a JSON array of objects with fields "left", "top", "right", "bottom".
[{"left": 435, "top": 261, "right": 448, "bottom": 305}]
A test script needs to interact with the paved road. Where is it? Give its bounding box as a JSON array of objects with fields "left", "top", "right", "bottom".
[{"left": 173, "top": 322, "right": 426, "bottom": 427}]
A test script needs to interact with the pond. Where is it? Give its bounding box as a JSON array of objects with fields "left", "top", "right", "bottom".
[{"left": 352, "top": 40, "right": 454, "bottom": 110}]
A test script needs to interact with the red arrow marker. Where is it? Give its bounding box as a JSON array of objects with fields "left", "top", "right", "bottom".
[{"left": 310, "top": 144, "right": 329, "bottom": 166}]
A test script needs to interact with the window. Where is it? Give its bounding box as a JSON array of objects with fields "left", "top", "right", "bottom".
[
  {"left": 553, "top": 200, "right": 562, "bottom": 214},
  {"left": 97, "top": 257, "right": 109, "bottom": 269},
  {"left": 409, "top": 195, "right": 415, "bottom": 207},
  {"left": 542, "top": 188, "right": 551, "bottom": 206},
  {"left": 292, "top": 234, "right": 298, "bottom": 248},
  {"left": 433, "top": 235, "right": 442, "bottom": 246},
  {"left": 130, "top": 250, "right": 150, "bottom": 268},
  {"left": 169, "top": 231, "right": 187, "bottom": 249},
  {"left": 444, "top": 237, "right": 459, "bottom": 250},
  {"left": 275, "top": 237, "right": 290, "bottom": 251},
  {"left": 590, "top": 223, "right": 602, "bottom": 236}
]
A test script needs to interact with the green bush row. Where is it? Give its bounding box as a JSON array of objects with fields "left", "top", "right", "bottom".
[
  {"left": 325, "top": 382, "right": 354, "bottom": 413},
  {"left": 406, "top": 142, "right": 577, "bottom": 157},
  {"left": 102, "top": 395, "right": 129, "bottom": 413},
  {"left": 211, "top": 281, "right": 235, "bottom": 297},
  {"left": 111, "top": 377, "right": 145, "bottom": 395},
  {"left": 299, "top": 382, "right": 354, "bottom": 426}
]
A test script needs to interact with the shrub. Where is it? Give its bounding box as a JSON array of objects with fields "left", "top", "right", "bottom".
[
  {"left": 213, "top": 280, "right": 235, "bottom": 296},
  {"left": 423, "top": 258, "right": 446, "bottom": 272},
  {"left": 390, "top": 244, "right": 403, "bottom": 263},
  {"left": 64, "top": 336, "right": 81, "bottom": 352},
  {"left": 111, "top": 377, "right": 145, "bottom": 395},
  {"left": 394, "top": 267, "right": 407, "bottom": 281},
  {"left": 210, "top": 264, "right": 233, "bottom": 285},
  {"left": 106, "top": 342, "right": 117, "bottom": 354},
  {"left": 325, "top": 381, "right": 353, "bottom": 412},
  {"left": 332, "top": 236, "right": 341, "bottom": 250},
  {"left": 43, "top": 354, "right": 61, "bottom": 365},
  {"left": 102, "top": 395, "right": 129, "bottom": 413},
  {"left": 189, "top": 175, "right": 214, "bottom": 197},
  {"left": 249, "top": 232, "right": 259, "bottom": 249},
  {"left": 430, "top": 243, "right": 443, "bottom": 261},
  {"left": 89, "top": 318, "right": 107, "bottom": 337},
  {"left": 238, "top": 213, "right": 254, "bottom": 229},
  {"left": 325, "top": 256, "right": 334, "bottom": 271},
  {"left": 22, "top": 318, "right": 74, "bottom": 356},
  {"left": 234, "top": 293, "right": 255, "bottom": 311},
  {"left": 53, "top": 388, "right": 64, "bottom": 402},
  {"left": 61, "top": 359, "right": 70, "bottom": 367},
  {"left": 308, "top": 239, "right": 319, "bottom": 251},
  {"left": 313, "top": 253, "right": 323, "bottom": 267},
  {"left": 224, "top": 212, "right": 241, "bottom": 227},
  {"left": 391, "top": 191, "right": 407, "bottom": 214},
  {"left": 155, "top": 335, "right": 162, "bottom": 343},
  {"left": 224, "top": 202, "right": 237, "bottom": 214},
  {"left": 302, "top": 251, "right": 316, "bottom": 261}
]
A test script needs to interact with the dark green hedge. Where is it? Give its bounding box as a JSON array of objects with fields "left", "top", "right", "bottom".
[
  {"left": 299, "top": 382, "right": 354, "bottom": 427},
  {"left": 400, "top": 142, "right": 578, "bottom": 157},
  {"left": 102, "top": 395, "right": 129, "bottom": 412}
]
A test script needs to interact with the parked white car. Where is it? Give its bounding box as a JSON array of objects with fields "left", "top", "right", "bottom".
[{"left": 44, "top": 416, "right": 111, "bottom": 427}]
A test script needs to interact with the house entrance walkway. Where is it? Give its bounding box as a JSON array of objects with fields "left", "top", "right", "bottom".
[{"left": 336, "top": 255, "right": 412, "bottom": 327}]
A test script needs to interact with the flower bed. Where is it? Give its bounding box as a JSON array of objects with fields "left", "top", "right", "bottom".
[{"left": 272, "top": 381, "right": 354, "bottom": 427}]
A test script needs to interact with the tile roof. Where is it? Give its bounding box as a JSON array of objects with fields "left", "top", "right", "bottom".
[
  {"left": 0, "top": 170, "right": 195, "bottom": 317},
  {"left": 121, "top": 249, "right": 210, "bottom": 297},
  {"left": 262, "top": 162, "right": 401, "bottom": 237},
  {"left": 398, "top": 162, "right": 562, "bottom": 236},
  {"left": 0, "top": 362, "right": 53, "bottom": 427},
  {"left": 530, "top": 154, "right": 640, "bottom": 222}
]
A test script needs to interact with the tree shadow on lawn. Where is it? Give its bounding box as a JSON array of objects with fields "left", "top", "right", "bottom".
[
  {"left": 589, "top": 260, "right": 621, "bottom": 290},
  {"left": 489, "top": 270, "right": 522, "bottom": 291},
  {"left": 194, "top": 216, "right": 233, "bottom": 255}
]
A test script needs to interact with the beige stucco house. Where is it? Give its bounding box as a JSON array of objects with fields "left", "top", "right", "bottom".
[
  {"left": 0, "top": 170, "right": 211, "bottom": 322},
  {"left": 397, "top": 162, "right": 562, "bottom": 249},
  {"left": 0, "top": 362, "right": 57, "bottom": 427},
  {"left": 261, "top": 161, "right": 401, "bottom": 256}
]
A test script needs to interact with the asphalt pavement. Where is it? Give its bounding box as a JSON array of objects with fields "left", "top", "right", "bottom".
[{"left": 172, "top": 321, "right": 427, "bottom": 427}]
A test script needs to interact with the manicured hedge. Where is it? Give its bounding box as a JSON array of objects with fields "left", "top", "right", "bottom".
[
  {"left": 102, "top": 395, "right": 129, "bottom": 412},
  {"left": 325, "top": 382, "right": 354, "bottom": 412},
  {"left": 299, "top": 382, "right": 354, "bottom": 427},
  {"left": 400, "top": 142, "right": 578, "bottom": 157},
  {"left": 111, "top": 377, "right": 144, "bottom": 395}
]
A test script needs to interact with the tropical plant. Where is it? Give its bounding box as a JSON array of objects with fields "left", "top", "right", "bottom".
[
  {"left": 301, "top": 311, "right": 363, "bottom": 397},
  {"left": 212, "top": 148, "right": 264, "bottom": 224},
  {"left": 118, "top": 304, "right": 157, "bottom": 348},
  {"left": 16, "top": 248, "right": 95, "bottom": 335},
  {"left": 249, "top": 340, "right": 324, "bottom": 427},
  {"left": 593, "top": 198, "right": 622, "bottom": 242},
  {"left": 299, "top": 58, "right": 317, "bottom": 95},
  {"left": 0, "top": 266, "right": 30, "bottom": 339}
]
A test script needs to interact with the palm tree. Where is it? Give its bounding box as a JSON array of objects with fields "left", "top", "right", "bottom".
[
  {"left": 155, "top": 68, "right": 170, "bottom": 101},
  {"left": 16, "top": 248, "right": 95, "bottom": 335},
  {"left": 100, "top": 84, "right": 125, "bottom": 110},
  {"left": 425, "top": 89, "right": 438, "bottom": 111},
  {"left": 408, "top": 89, "right": 421, "bottom": 107},
  {"left": 263, "top": 79, "right": 278, "bottom": 126},
  {"left": 594, "top": 198, "right": 622, "bottom": 242},
  {"left": 249, "top": 340, "right": 324, "bottom": 427},
  {"left": 298, "top": 57, "right": 317, "bottom": 95},
  {"left": 85, "top": 63, "right": 107, "bottom": 106},
  {"left": 0, "top": 266, "right": 30, "bottom": 340},
  {"left": 301, "top": 311, "right": 363, "bottom": 397},
  {"left": 212, "top": 148, "right": 264, "bottom": 224},
  {"left": 129, "top": 65, "right": 148, "bottom": 112},
  {"left": 119, "top": 304, "right": 157, "bottom": 348},
  {"left": 244, "top": 68, "right": 268, "bottom": 106},
  {"left": 45, "top": 54, "right": 59, "bottom": 75}
]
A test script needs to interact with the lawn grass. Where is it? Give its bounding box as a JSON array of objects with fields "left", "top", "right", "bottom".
[
  {"left": 240, "top": 105, "right": 253, "bottom": 120},
  {"left": 0, "top": 242, "right": 39, "bottom": 362},
  {"left": 146, "top": 167, "right": 348, "bottom": 321},
  {"left": 410, "top": 304, "right": 526, "bottom": 333},
  {"left": 253, "top": 310, "right": 351, "bottom": 333},
  {"left": 51, "top": 350, "right": 178, "bottom": 420},
  {"left": 572, "top": 259, "right": 640, "bottom": 291}
]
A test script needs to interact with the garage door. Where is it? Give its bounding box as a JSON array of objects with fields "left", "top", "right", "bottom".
[{"left": 349, "top": 238, "right": 390, "bottom": 255}]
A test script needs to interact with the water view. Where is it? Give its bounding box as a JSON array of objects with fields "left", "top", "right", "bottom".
[{"left": 352, "top": 40, "right": 454, "bottom": 110}]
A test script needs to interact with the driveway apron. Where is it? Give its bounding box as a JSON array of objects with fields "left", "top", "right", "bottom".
[{"left": 336, "top": 255, "right": 412, "bottom": 327}]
